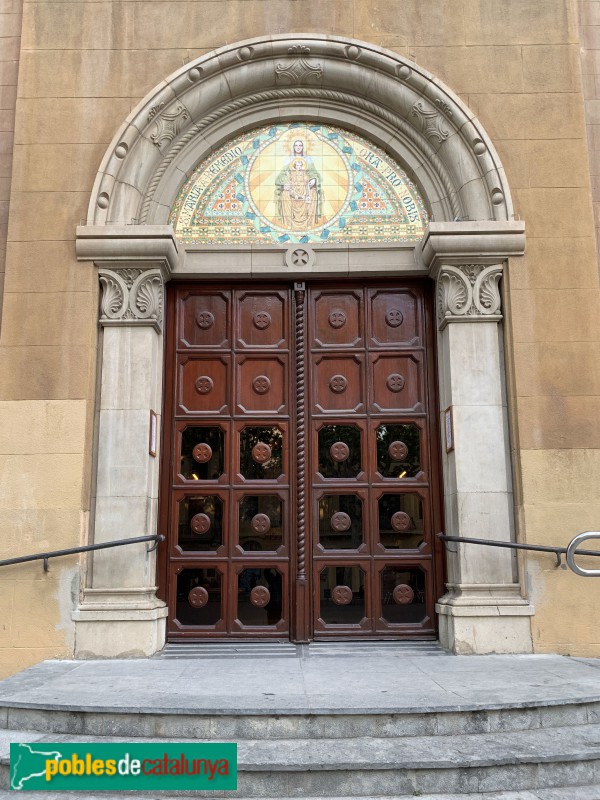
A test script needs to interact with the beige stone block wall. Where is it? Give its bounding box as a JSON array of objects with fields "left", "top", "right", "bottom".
[
  {"left": 0, "top": 0, "right": 599, "bottom": 674},
  {"left": 0, "top": 0, "right": 23, "bottom": 328}
]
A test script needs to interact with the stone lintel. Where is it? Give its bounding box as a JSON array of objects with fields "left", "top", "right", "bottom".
[{"left": 75, "top": 225, "right": 181, "bottom": 276}]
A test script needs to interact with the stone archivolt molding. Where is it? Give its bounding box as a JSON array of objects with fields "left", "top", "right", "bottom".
[
  {"left": 99, "top": 267, "right": 164, "bottom": 332},
  {"left": 85, "top": 35, "right": 515, "bottom": 230},
  {"left": 437, "top": 264, "right": 503, "bottom": 329}
]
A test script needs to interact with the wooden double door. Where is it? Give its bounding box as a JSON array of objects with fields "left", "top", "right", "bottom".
[{"left": 159, "top": 281, "right": 444, "bottom": 640}]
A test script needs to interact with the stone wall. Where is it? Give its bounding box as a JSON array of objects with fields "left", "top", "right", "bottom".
[
  {"left": 0, "top": 0, "right": 22, "bottom": 328},
  {"left": 0, "top": 0, "right": 599, "bottom": 676}
]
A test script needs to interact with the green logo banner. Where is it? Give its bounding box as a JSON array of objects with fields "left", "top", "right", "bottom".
[{"left": 10, "top": 742, "right": 237, "bottom": 791}]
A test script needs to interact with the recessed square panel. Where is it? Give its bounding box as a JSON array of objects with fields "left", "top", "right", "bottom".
[
  {"left": 179, "top": 426, "right": 225, "bottom": 481},
  {"left": 375, "top": 423, "right": 422, "bottom": 479},
  {"left": 175, "top": 568, "right": 223, "bottom": 627},
  {"left": 313, "top": 355, "right": 364, "bottom": 413},
  {"left": 178, "top": 356, "right": 229, "bottom": 414},
  {"left": 380, "top": 566, "right": 427, "bottom": 625},
  {"left": 180, "top": 292, "right": 229, "bottom": 348},
  {"left": 312, "top": 290, "right": 362, "bottom": 348},
  {"left": 369, "top": 290, "right": 420, "bottom": 347},
  {"left": 236, "top": 291, "right": 287, "bottom": 349},
  {"left": 236, "top": 355, "right": 288, "bottom": 414},
  {"left": 370, "top": 353, "right": 423, "bottom": 412},
  {"left": 318, "top": 566, "right": 366, "bottom": 625}
]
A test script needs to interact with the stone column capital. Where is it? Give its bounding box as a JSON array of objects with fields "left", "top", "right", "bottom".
[
  {"left": 98, "top": 267, "right": 165, "bottom": 331},
  {"left": 76, "top": 224, "right": 182, "bottom": 332},
  {"left": 436, "top": 263, "right": 503, "bottom": 329}
]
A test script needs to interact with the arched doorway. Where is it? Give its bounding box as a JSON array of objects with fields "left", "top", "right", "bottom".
[{"left": 74, "top": 35, "right": 533, "bottom": 656}]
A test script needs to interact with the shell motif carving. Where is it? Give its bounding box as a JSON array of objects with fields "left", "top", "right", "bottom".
[
  {"left": 132, "top": 273, "right": 163, "bottom": 322},
  {"left": 188, "top": 587, "right": 209, "bottom": 608},
  {"left": 332, "top": 585, "right": 353, "bottom": 605},
  {"left": 99, "top": 272, "right": 126, "bottom": 319},
  {"left": 98, "top": 269, "right": 164, "bottom": 330},
  {"left": 250, "top": 585, "right": 270, "bottom": 607},
  {"left": 193, "top": 443, "right": 213, "bottom": 464},
  {"left": 437, "top": 265, "right": 503, "bottom": 328},
  {"left": 191, "top": 513, "right": 211, "bottom": 535},
  {"left": 393, "top": 584, "right": 414, "bottom": 605}
]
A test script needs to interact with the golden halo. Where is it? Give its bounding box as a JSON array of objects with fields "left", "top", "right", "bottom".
[{"left": 280, "top": 128, "right": 314, "bottom": 155}]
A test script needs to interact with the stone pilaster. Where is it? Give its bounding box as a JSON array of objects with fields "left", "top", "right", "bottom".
[
  {"left": 421, "top": 222, "right": 534, "bottom": 654},
  {"left": 72, "top": 227, "right": 180, "bottom": 658}
]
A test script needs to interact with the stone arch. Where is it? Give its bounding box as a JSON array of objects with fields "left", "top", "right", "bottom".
[
  {"left": 74, "top": 34, "right": 532, "bottom": 660},
  {"left": 87, "top": 34, "right": 514, "bottom": 228}
]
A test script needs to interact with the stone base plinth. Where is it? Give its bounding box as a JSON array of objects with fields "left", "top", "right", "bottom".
[
  {"left": 437, "top": 584, "right": 534, "bottom": 655},
  {"left": 72, "top": 588, "right": 167, "bottom": 659}
]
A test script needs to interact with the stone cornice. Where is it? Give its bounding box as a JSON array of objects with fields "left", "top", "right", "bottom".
[{"left": 420, "top": 221, "right": 526, "bottom": 273}]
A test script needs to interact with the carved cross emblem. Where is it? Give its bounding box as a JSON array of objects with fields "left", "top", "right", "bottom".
[
  {"left": 329, "top": 374, "right": 348, "bottom": 393},
  {"left": 196, "top": 311, "right": 215, "bottom": 329},
  {"left": 328, "top": 309, "right": 347, "bottom": 329}
]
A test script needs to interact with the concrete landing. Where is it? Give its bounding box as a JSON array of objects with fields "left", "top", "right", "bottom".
[{"left": 0, "top": 652, "right": 599, "bottom": 716}]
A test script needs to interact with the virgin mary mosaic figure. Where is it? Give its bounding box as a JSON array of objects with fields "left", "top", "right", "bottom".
[{"left": 275, "top": 140, "right": 322, "bottom": 230}]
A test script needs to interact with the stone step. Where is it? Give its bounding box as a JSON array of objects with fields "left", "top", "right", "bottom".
[
  {"left": 159, "top": 640, "right": 446, "bottom": 659},
  {"left": 1, "top": 791, "right": 600, "bottom": 800},
  {"left": 2, "top": 698, "right": 598, "bottom": 739},
  {"left": 1, "top": 725, "right": 600, "bottom": 796}
]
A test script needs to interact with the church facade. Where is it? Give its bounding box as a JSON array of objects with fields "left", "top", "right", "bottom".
[{"left": 1, "top": 0, "right": 599, "bottom": 677}]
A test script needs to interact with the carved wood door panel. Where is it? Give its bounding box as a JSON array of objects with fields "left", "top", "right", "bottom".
[
  {"left": 308, "top": 284, "right": 441, "bottom": 637},
  {"left": 160, "top": 281, "right": 442, "bottom": 640}
]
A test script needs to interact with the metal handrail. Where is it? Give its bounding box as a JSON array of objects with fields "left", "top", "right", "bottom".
[
  {"left": 0, "top": 534, "right": 165, "bottom": 572},
  {"left": 438, "top": 532, "right": 600, "bottom": 574}
]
